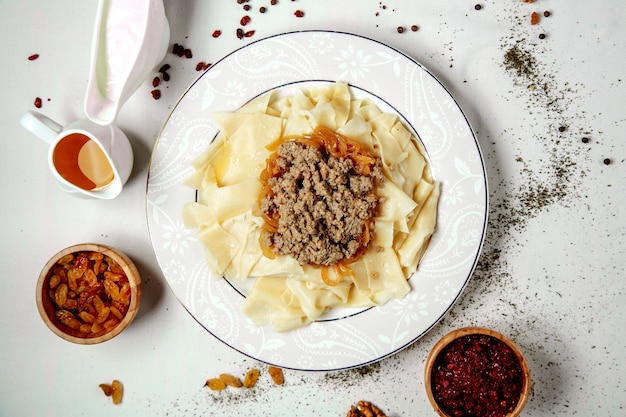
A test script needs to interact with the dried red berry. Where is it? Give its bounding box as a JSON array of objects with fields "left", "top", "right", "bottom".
[
  {"left": 212, "top": 30, "right": 222, "bottom": 38},
  {"left": 152, "top": 77, "right": 161, "bottom": 87},
  {"left": 236, "top": 28, "right": 244, "bottom": 39},
  {"left": 240, "top": 15, "right": 251, "bottom": 26},
  {"left": 172, "top": 43, "right": 184, "bottom": 56},
  {"left": 151, "top": 89, "right": 161, "bottom": 100},
  {"left": 162, "top": 71, "right": 170, "bottom": 81},
  {"left": 183, "top": 49, "right": 193, "bottom": 59},
  {"left": 244, "top": 30, "right": 255, "bottom": 38},
  {"left": 159, "top": 64, "right": 171, "bottom": 73},
  {"left": 34, "top": 97, "right": 42, "bottom": 108},
  {"left": 196, "top": 61, "right": 206, "bottom": 71},
  {"left": 294, "top": 10, "right": 304, "bottom": 18},
  {"left": 28, "top": 54, "right": 39, "bottom": 61}
]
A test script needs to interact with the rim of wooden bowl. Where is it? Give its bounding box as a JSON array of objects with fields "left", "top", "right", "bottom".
[
  {"left": 36, "top": 243, "right": 142, "bottom": 344},
  {"left": 424, "top": 326, "right": 531, "bottom": 417}
]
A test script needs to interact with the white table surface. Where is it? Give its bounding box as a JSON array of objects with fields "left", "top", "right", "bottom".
[{"left": 1, "top": 1, "right": 624, "bottom": 416}]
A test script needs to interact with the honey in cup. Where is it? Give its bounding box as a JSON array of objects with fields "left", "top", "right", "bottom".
[{"left": 53, "top": 133, "right": 115, "bottom": 190}]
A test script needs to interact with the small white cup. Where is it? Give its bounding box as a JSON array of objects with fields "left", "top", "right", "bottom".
[{"left": 21, "top": 110, "right": 133, "bottom": 199}]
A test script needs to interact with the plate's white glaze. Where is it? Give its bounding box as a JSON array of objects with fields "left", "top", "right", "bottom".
[{"left": 146, "top": 31, "right": 487, "bottom": 371}]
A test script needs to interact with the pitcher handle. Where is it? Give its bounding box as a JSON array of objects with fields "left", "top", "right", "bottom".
[{"left": 20, "top": 110, "right": 63, "bottom": 144}]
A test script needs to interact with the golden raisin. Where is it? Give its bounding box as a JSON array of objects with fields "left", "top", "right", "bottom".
[
  {"left": 268, "top": 366, "right": 284, "bottom": 385},
  {"left": 219, "top": 373, "right": 243, "bottom": 388},
  {"left": 243, "top": 369, "right": 260, "bottom": 388},
  {"left": 205, "top": 378, "right": 227, "bottom": 391}
]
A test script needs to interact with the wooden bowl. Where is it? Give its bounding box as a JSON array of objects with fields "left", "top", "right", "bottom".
[
  {"left": 424, "top": 327, "right": 531, "bottom": 417},
  {"left": 36, "top": 243, "right": 142, "bottom": 344}
]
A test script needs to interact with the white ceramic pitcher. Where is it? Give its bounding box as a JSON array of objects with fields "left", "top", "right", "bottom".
[{"left": 84, "top": 0, "right": 170, "bottom": 125}]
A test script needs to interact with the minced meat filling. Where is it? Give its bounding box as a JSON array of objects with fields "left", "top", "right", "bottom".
[{"left": 261, "top": 141, "right": 384, "bottom": 266}]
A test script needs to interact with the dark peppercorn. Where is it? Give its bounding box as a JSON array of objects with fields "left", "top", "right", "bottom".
[
  {"left": 397, "top": 26, "right": 404, "bottom": 33},
  {"left": 539, "top": 33, "right": 546, "bottom": 39},
  {"left": 271, "top": 0, "right": 277, "bottom": 5},
  {"left": 236, "top": 28, "right": 244, "bottom": 39},
  {"left": 558, "top": 126, "right": 566, "bottom": 132},
  {"left": 260, "top": 6, "right": 266, "bottom": 13},
  {"left": 603, "top": 158, "right": 611, "bottom": 165},
  {"left": 581, "top": 137, "right": 590, "bottom": 143},
  {"left": 159, "top": 64, "right": 171, "bottom": 73},
  {"left": 243, "top": 4, "right": 251, "bottom": 11},
  {"left": 474, "top": 4, "right": 482, "bottom": 10},
  {"left": 411, "top": 25, "right": 419, "bottom": 32},
  {"left": 543, "top": 11, "right": 551, "bottom": 17}
]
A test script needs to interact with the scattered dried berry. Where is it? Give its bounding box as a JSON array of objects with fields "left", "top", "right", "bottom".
[
  {"left": 531, "top": 11, "right": 539, "bottom": 25},
  {"left": 397, "top": 26, "right": 404, "bottom": 33},
  {"left": 294, "top": 9, "right": 304, "bottom": 18},
  {"left": 240, "top": 15, "right": 251, "bottom": 26},
  {"left": 205, "top": 378, "right": 227, "bottom": 391},
  {"left": 172, "top": 43, "right": 185, "bottom": 56},
  {"left": 244, "top": 30, "right": 255, "bottom": 38},
  {"left": 34, "top": 97, "right": 42, "bottom": 108},
  {"left": 152, "top": 77, "right": 160, "bottom": 87},
  {"left": 411, "top": 25, "right": 419, "bottom": 32},
  {"left": 237, "top": 28, "right": 245, "bottom": 39},
  {"left": 100, "top": 380, "right": 123, "bottom": 405},
  {"left": 212, "top": 30, "right": 222, "bottom": 38},
  {"left": 268, "top": 366, "right": 284, "bottom": 385},
  {"left": 243, "top": 4, "right": 251, "bottom": 11},
  {"left": 543, "top": 11, "right": 551, "bottom": 17},
  {"left": 28, "top": 54, "right": 39, "bottom": 61},
  {"left": 159, "top": 64, "right": 171, "bottom": 73},
  {"left": 219, "top": 373, "right": 243, "bottom": 388},
  {"left": 243, "top": 369, "right": 260, "bottom": 388},
  {"left": 151, "top": 89, "right": 161, "bottom": 100},
  {"left": 271, "top": 0, "right": 278, "bottom": 5},
  {"left": 162, "top": 71, "right": 170, "bottom": 81},
  {"left": 183, "top": 48, "right": 193, "bottom": 59},
  {"left": 260, "top": 6, "right": 267, "bottom": 13}
]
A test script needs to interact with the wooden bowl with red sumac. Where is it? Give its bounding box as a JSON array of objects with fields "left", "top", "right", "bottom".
[
  {"left": 424, "top": 327, "right": 531, "bottom": 417},
  {"left": 36, "top": 243, "right": 142, "bottom": 344}
]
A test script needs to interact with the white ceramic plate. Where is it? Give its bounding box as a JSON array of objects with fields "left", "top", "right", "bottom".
[{"left": 147, "top": 31, "right": 487, "bottom": 371}]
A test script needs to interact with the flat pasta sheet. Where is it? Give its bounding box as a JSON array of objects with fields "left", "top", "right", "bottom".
[{"left": 182, "top": 82, "right": 439, "bottom": 332}]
